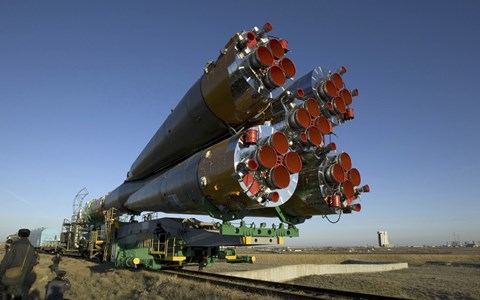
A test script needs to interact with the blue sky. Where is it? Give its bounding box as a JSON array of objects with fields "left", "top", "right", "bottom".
[{"left": 1, "top": 1, "right": 479, "bottom": 246}]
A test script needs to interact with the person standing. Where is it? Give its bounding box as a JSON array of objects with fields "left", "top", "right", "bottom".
[
  {"left": 0, "top": 228, "right": 37, "bottom": 299},
  {"left": 49, "top": 253, "right": 62, "bottom": 275}
]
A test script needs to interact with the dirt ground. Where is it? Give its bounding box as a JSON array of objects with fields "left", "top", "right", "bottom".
[
  {"left": 1, "top": 246, "right": 479, "bottom": 299},
  {"left": 289, "top": 263, "right": 480, "bottom": 299},
  {"left": 199, "top": 247, "right": 480, "bottom": 299}
]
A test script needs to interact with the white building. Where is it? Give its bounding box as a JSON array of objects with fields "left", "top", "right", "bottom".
[{"left": 377, "top": 230, "right": 390, "bottom": 247}]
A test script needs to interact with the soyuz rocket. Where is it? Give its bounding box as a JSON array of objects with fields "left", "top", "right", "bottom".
[{"left": 82, "top": 22, "right": 369, "bottom": 225}]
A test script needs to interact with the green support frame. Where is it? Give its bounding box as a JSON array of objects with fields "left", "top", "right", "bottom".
[{"left": 220, "top": 220, "right": 299, "bottom": 237}]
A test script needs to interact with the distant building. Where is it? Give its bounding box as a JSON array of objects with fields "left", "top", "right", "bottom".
[
  {"left": 377, "top": 230, "right": 390, "bottom": 247},
  {"left": 465, "top": 241, "right": 479, "bottom": 248}
]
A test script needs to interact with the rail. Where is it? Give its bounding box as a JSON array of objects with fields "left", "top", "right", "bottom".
[{"left": 161, "top": 268, "right": 411, "bottom": 300}]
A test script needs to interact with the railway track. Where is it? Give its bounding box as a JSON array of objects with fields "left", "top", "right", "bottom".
[
  {"left": 42, "top": 252, "right": 410, "bottom": 299},
  {"left": 162, "top": 268, "right": 410, "bottom": 300}
]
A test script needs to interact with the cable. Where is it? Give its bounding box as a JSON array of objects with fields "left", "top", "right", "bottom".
[{"left": 323, "top": 211, "right": 342, "bottom": 224}]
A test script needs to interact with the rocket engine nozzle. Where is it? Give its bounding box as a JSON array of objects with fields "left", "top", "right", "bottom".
[
  {"left": 356, "top": 184, "right": 370, "bottom": 193},
  {"left": 257, "top": 145, "right": 277, "bottom": 169},
  {"left": 284, "top": 152, "right": 302, "bottom": 174},
  {"left": 325, "top": 164, "right": 345, "bottom": 184},
  {"left": 304, "top": 98, "right": 320, "bottom": 118},
  {"left": 318, "top": 80, "right": 337, "bottom": 100},
  {"left": 256, "top": 22, "right": 273, "bottom": 36},
  {"left": 264, "top": 66, "right": 286, "bottom": 88},
  {"left": 330, "top": 73, "right": 344, "bottom": 90},
  {"left": 268, "top": 38, "right": 285, "bottom": 59},
  {"left": 279, "top": 57, "right": 296, "bottom": 78},
  {"left": 250, "top": 46, "right": 274, "bottom": 68}
]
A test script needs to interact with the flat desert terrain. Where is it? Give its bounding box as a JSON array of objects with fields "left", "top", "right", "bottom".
[{"left": 1, "top": 246, "right": 479, "bottom": 299}]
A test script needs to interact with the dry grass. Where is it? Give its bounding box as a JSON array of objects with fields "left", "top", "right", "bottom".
[
  {"left": 248, "top": 252, "right": 480, "bottom": 266},
  {"left": 241, "top": 248, "right": 480, "bottom": 299},
  {"left": 287, "top": 264, "right": 480, "bottom": 299},
  {"left": 2, "top": 247, "right": 480, "bottom": 299},
  {"left": 199, "top": 247, "right": 480, "bottom": 299},
  {"left": 0, "top": 251, "right": 274, "bottom": 300}
]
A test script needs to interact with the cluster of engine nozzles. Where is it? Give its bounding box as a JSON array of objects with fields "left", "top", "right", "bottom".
[
  {"left": 315, "top": 68, "right": 360, "bottom": 123},
  {"left": 285, "top": 71, "right": 358, "bottom": 151},
  {"left": 233, "top": 27, "right": 369, "bottom": 211},
  {"left": 238, "top": 129, "right": 302, "bottom": 203},
  {"left": 281, "top": 63, "right": 367, "bottom": 212},
  {"left": 323, "top": 152, "right": 369, "bottom": 212},
  {"left": 237, "top": 22, "right": 296, "bottom": 90},
  {"left": 288, "top": 92, "right": 333, "bottom": 148},
  {"left": 237, "top": 23, "right": 369, "bottom": 212}
]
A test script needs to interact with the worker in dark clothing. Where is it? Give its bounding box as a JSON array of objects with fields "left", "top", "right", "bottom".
[
  {"left": 44, "top": 270, "right": 70, "bottom": 300},
  {"left": 0, "top": 228, "right": 37, "bottom": 299},
  {"left": 154, "top": 223, "right": 165, "bottom": 237},
  {"left": 154, "top": 223, "right": 166, "bottom": 252},
  {"left": 49, "top": 253, "right": 62, "bottom": 274}
]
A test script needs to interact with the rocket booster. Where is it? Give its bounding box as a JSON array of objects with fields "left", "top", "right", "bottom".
[
  {"left": 82, "top": 23, "right": 369, "bottom": 225},
  {"left": 127, "top": 23, "right": 289, "bottom": 182}
]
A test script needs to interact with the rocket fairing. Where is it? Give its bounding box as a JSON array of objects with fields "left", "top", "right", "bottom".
[{"left": 82, "top": 23, "right": 369, "bottom": 225}]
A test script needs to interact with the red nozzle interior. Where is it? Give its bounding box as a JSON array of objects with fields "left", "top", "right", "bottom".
[
  {"left": 271, "top": 131, "right": 289, "bottom": 155},
  {"left": 247, "top": 159, "right": 259, "bottom": 171},
  {"left": 340, "top": 89, "right": 353, "bottom": 105},
  {"left": 342, "top": 180, "right": 355, "bottom": 199},
  {"left": 300, "top": 131, "right": 308, "bottom": 143},
  {"left": 338, "top": 152, "right": 352, "bottom": 170},
  {"left": 284, "top": 151, "right": 303, "bottom": 174},
  {"left": 270, "top": 191, "right": 279, "bottom": 203},
  {"left": 279, "top": 39, "right": 288, "bottom": 50},
  {"left": 257, "top": 145, "right": 277, "bottom": 169},
  {"left": 352, "top": 88, "right": 359, "bottom": 97},
  {"left": 296, "top": 88, "right": 305, "bottom": 99},
  {"left": 329, "top": 142, "right": 337, "bottom": 151},
  {"left": 270, "top": 165, "right": 290, "bottom": 189},
  {"left": 263, "top": 22, "right": 273, "bottom": 32},
  {"left": 339, "top": 66, "right": 347, "bottom": 74},
  {"left": 307, "top": 126, "right": 323, "bottom": 146},
  {"left": 304, "top": 98, "right": 320, "bottom": 118},
  {"left": 323, "top": 80, "right": 337, "bottom": 98},
  {"left": 360, "top": 184, "right": 370, "bottom": 193},
  {"left": 348, "top": 168, "right": 361, "bottom": 186},
  {"left": 316, "top": 116, "right": 332, "bottom": 134},
  {"left": 332, "top": 97, "right": 346, "bottom": 114},
  {"left": 331, "top": 73, "right": 344, "bottom": 90},
  {"left": 327, "top": 164, "right": 345, "bottom": 183},
  {"left": 242, "top": 173, "right": 261, "bottom": 195},
  {"left": 291, "top": 108, "right": 311, "bottom": 129},
  {"left": 279, "top": 57, "right": 296, "bottom": 78},
  {"left": 267, "top": 65, "right": 286, "bottom": 87},
  {"left": 268, "top": 38, "right": 285, "bottom": 59},
  {"left": 246, "top": 32, "right": 256, "bottom": 41},
  {"left": 254, "top": 46, "right": 274, "bottom": 67},
  {"left": 352, "top": 203, "right": 361, "bottom": 212}
]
